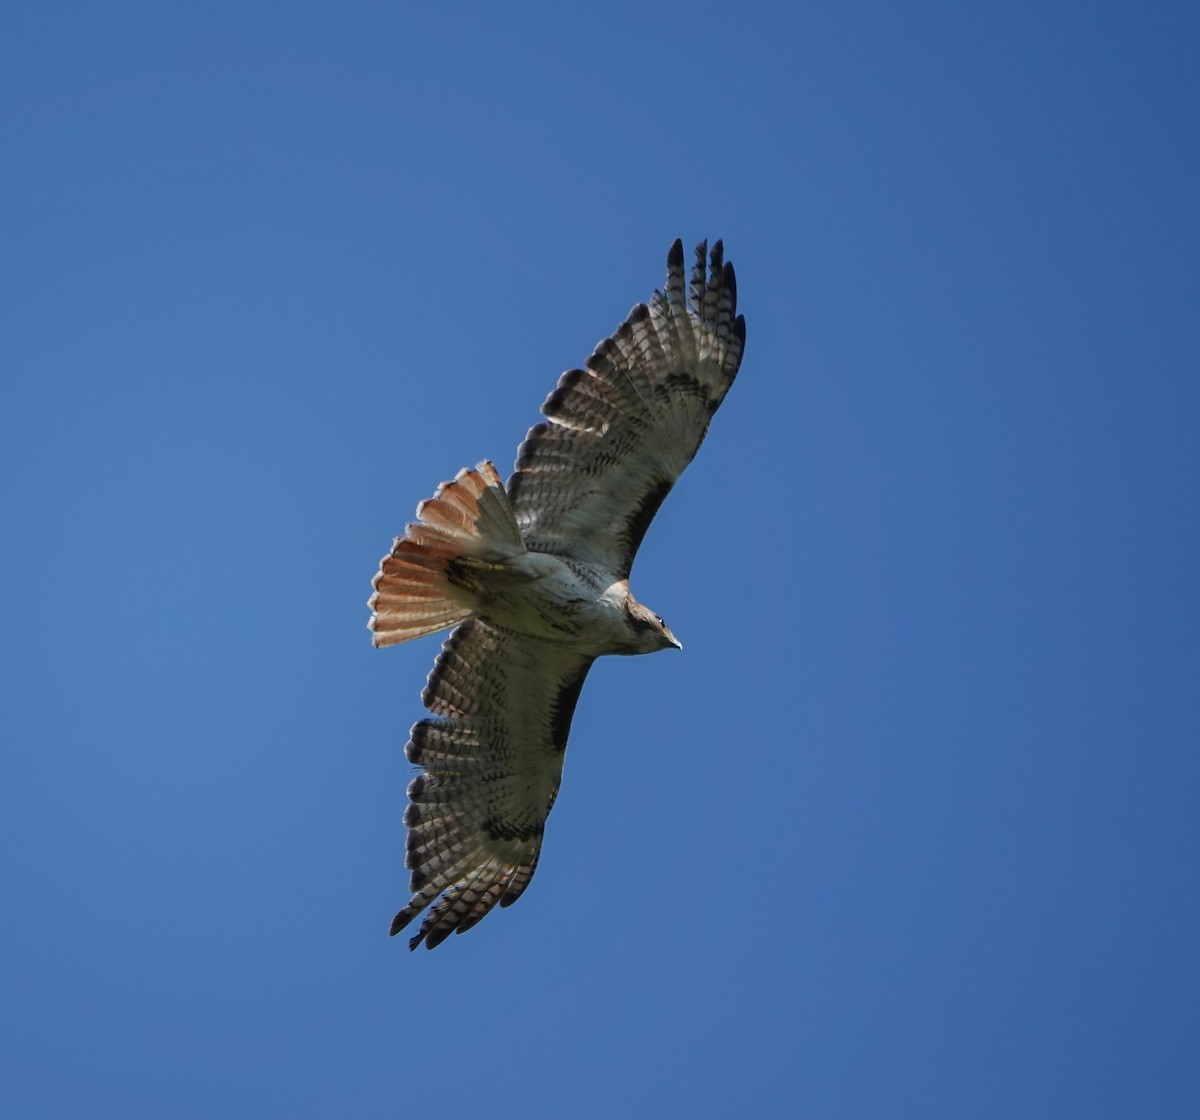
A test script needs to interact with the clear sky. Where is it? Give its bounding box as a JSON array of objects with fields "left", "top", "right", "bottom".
[{"left": 3, "top": 2, "right": 1198, "bottom": 1117}]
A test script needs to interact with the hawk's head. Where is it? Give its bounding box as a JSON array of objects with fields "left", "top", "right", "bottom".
[{"left": 621, "top": 596, "right": 682, "bottom": 655}]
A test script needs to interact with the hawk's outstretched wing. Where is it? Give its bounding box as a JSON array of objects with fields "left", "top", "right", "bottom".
[
  {"left": 393, "top": 618, "right": 594, "bottom": 950},
  {"left": 508, "top": 239, "right": 745, "bottom": 579}
]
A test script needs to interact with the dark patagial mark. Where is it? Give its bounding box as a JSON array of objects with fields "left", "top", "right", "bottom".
[
  {"left": 548, "top": 658, "right": 595, "bottom": 753},
  {"left": 619, "top": 478, "right": 673, "bottom": 578}
]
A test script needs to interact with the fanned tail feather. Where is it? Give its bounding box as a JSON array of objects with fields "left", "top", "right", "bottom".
[{"left": 368, "top": 461, "right": 524, "bottom": 646}]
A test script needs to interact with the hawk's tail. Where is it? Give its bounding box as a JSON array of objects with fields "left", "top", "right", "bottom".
[{"left": 369, "top": 461, "right": 525, "bottom": 647}]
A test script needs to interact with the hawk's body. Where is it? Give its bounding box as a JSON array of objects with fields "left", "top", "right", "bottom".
[{"left": 370, "top": 240, "right": 745, "bottom": 948}]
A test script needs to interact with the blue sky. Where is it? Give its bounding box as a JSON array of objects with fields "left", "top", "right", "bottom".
[{"left": 3, "top": 2, "right": 1198, "bottom": 1116}]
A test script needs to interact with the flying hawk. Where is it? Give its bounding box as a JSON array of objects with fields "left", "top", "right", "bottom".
[{"left": 369, "top": 239, "right": 745, "bottom": 949}]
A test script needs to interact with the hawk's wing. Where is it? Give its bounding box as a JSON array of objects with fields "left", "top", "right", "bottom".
[
  {"left": 508, "top": 240, "right": 745, "bottom": 579},
  {"left": 392, "top": 618, "right": 594, "bottom": 950}
]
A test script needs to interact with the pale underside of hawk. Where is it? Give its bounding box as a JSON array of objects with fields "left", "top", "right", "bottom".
[{"left": 369, "top": 240, "right": 745, "bottom": 949}]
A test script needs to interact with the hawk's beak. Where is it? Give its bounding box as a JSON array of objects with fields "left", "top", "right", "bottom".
[{"left": 663, "top": 625, "right": 682, "bottom": 651}]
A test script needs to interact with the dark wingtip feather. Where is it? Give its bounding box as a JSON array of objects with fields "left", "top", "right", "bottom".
[
  {"left": 390, "top": 907, "right": 431, "bottom": 951},
  {"left": 724, "top": 262, "right": 737, "bottom": 308},
  {"left": 390, "top": 908, "right": 413, "bottom": 936},
  {"left": 423, "top": 924, "right": 453, "bottom": 950},
  {"left": 690, "top": 240, "right": 708, "bottom": 313},
  {"left": 667, "top": 238, "right": 684, "bottom": 268}
]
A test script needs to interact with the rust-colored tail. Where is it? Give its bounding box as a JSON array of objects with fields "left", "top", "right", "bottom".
[{"left": 369, "top": 461, "right": 524, "bottom": 647}]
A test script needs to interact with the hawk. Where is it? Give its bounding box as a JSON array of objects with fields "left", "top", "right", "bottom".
[{"left": 369, "top": 239, "right": 745, "bottom": 949}]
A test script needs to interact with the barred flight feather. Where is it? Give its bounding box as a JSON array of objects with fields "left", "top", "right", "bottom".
[{"left": 391, "top": 618, "right": 594, "bottom": 949}]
